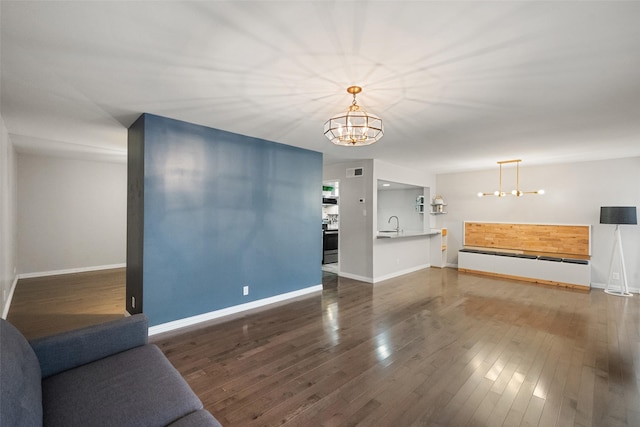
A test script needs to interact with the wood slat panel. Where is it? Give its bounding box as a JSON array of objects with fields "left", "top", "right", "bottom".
[{"left": 464, "top": 222, "right": 590, "bottom": 257}]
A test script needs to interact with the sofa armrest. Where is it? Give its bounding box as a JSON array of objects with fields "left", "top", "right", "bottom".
[{"left": 29, "top": 314, "right": 149, "bottom": 378}]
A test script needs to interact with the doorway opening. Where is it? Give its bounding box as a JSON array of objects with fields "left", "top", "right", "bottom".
[{"left": 322, "top": 180, "right": 339, "bottom": 275}]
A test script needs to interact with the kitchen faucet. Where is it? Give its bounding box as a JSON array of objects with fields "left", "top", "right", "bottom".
[{"left": 388, "top": 216, "right": 400, "bottom": 232}]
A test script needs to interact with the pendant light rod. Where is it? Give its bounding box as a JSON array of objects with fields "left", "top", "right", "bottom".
[{"left": 499, "top": 162, "right": 503, "bottom": 197}]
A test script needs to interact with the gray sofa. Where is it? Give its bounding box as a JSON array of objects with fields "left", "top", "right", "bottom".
[{"left": 1, "top": 314, "right": 222, "bottom": 426}]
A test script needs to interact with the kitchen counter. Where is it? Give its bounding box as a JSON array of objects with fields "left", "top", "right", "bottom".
[{"left": 376, "top": 230, "right": 441, "bottom": 239}]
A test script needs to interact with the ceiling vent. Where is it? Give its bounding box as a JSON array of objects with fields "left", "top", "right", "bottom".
[{"left": 346, "top": 167, "right": 364, "bottom": 178}]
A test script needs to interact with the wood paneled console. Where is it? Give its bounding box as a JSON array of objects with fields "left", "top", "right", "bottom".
[{"left": 458, "top": 222, "right": 591, "bottom": 290}]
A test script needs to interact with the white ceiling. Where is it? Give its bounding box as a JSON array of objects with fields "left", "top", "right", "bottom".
[{"left": 2, "top": 1, "right": 640, "bottom": 173}]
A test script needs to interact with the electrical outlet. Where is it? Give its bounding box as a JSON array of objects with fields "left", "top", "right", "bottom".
[
  {"left": 131, "top": 296, "right": 136, "bottom": 308},
  {"left": 243, "top": 286, "right": 249, "bottom": 296},
  {"left": 612, "top": 272, "right": 620, "bottom": 280}
]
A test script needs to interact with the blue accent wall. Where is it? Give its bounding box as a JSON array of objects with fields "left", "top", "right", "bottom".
[{"left": 128, "top": 114, "right": 322, "bottom": 326}]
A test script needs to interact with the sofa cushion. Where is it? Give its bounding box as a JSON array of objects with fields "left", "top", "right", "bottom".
[
  {"left": 0, "top": 319, "right": 43, "bottom": 427},
  {"left": 30, "top": 314, "right": 148, "bottom": 379},
  {"left": 42, "top": 344, "right": 203, "bottom": 427}
]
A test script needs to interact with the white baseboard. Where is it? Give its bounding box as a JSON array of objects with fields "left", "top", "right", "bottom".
[
  {"left": 148, "top": 284, "right": 323, "bottom": 336},
  {"left": 591, "top": 281, "right": 639, "bottom": 294},
  {"left": 373, "top": 264, "right": 430, "bottom": 284},
  {"left": 1, "top": 276, "right": 19, "bottom": 319},
  {"left": 18, "top": 263, "right": 126, "bottom": 279},
  {"left": 337, "top": 271, "right": 373, "bottom": 283}
]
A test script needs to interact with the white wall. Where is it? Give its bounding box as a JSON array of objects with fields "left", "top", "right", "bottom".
[
  {"left": 377, "top": 187, "right": 424, "bottom": 232},
  {"left": 0, "top": 115, "right": 18, "bottom": 317},
  {"left": 1, "top": 2, "right": 19, "bottom": 315},
  {"left": 324, "top": 159, "right": 438, "bottom": 283},
  {"left": 372, "top": 160, "right": 436, "bottom": 282},
  {"left": 17, "top": 153, "right": 127, "bottom": 275},
  {"left": 324, "top": 160, "right": 374, "bottom": 282},
  {"left": 435, "top": 157, "right": 640, "bottom": 290}
]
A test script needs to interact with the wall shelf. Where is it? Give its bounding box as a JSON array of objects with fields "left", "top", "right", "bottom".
[
  {"left": 416, "top": 195, "right": 425, "bottom": 213},
  {"left": 430, "top": 203, "right": 447, "bottom": 215}
]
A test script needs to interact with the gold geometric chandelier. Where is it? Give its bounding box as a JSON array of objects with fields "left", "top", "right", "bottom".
[
  {"left": 477, "top": 159, "right": 545, "bottom": 197},
  {"left": 324, "top": 86, "right": 383, "bottom": 146}
]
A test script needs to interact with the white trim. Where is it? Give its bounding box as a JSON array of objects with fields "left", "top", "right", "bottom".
[
  {"left": 18, "top": 263, "right": 126, "bottom": 279},
  {"left": 338, "top": 271, "right": 373, "bottom": 283},
  {"left": 148, "top": 284, "right": 323, "bottom": 336},
  {"left": 458, "top": 251, "right": 591, "bottom": 288},
  {"left": 1, "top": 276, "right": 19, "bottom": 319},
  {"left": 373, "top": 264, "right": 430, "bottom": 284},
  {"left": 591, "top": 281, "right": 639, "bottom": 294}
]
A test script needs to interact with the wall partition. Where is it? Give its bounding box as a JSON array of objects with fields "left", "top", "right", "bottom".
[{"left": 127, "top": 114, "right": 322, "bottom": 327}]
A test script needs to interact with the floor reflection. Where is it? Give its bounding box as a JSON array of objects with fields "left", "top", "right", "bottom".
[{"left": 462, "top": 293, "right": 587, "bottom": 339}]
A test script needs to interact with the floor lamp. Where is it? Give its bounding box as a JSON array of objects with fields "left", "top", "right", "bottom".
[{"left": 600, "top": 206, "right": 638, "bottom": 297}]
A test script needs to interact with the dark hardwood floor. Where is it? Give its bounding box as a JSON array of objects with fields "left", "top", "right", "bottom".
[
  {"left": 7, "top": 267, "right": 640, "bottom": 426},
  {"left": 7, "top": 268, "right": 126, "bottom": 339}
]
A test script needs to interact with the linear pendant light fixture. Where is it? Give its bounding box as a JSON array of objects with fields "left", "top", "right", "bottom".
[
  {"left": 477, "top": 159, "right": 544, "bottom": 197},
  {"left": 324, "top": 86, "right": 383, "bottom": 146}
]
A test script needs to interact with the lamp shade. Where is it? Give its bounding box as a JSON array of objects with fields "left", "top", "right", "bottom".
[{"left": 600, "top": 206, "right": 637, "bottom": 225}]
